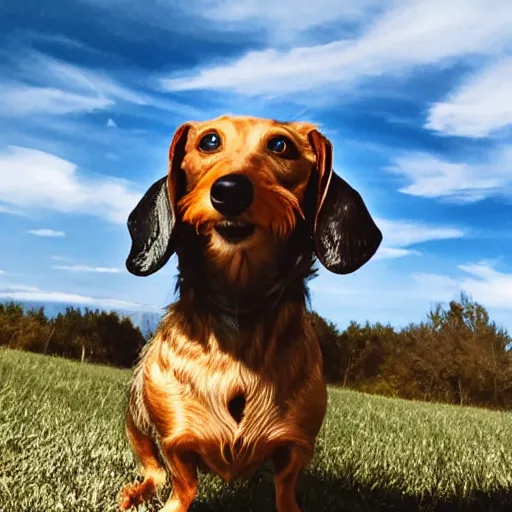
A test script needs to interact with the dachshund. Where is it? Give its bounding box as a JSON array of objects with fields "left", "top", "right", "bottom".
[{"left": 119, "top": 115, "right": 382, "bottom": 512}]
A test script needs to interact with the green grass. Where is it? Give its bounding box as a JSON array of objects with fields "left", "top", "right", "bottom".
[{"left": 0, "top": 347, "right": 511, "bottom": 511}]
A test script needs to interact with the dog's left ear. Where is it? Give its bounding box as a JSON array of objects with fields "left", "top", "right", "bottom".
[
  {"left": 308, "top": 130, "right": 382, "bottom": 275},
  {"left": 126, "top": 123, "right": 190, "bottom": 277}
]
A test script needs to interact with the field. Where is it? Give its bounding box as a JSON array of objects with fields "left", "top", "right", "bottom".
[{"left": 0, "top": 348, "right": 511, "bottom": 511}]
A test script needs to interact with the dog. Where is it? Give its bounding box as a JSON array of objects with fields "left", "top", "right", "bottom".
[{"left": 119, "top": 115, "right": 382, "bottom": 512}]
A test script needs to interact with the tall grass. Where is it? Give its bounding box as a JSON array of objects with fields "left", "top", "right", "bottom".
[{"left": 0, "top": 347, "right": 511, "bottom": 511}]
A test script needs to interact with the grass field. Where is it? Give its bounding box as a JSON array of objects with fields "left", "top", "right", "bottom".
[{"left": 0, "top": 348, "right": 511, "bottom": 512}]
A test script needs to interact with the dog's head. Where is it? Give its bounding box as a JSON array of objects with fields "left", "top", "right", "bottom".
[{"left": 126, "top": 115, "right": 382, "bottom": 286}]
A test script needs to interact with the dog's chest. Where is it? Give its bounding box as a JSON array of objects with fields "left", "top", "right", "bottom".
[
  {"left": 148, "top": 349, "right": 295, "bottom": 481},
  {"left": 191, "top": 357, "right": 283, "bottom": 437},
  {"left": 195, "top": 366, "right": 289, "bottom": 480}
]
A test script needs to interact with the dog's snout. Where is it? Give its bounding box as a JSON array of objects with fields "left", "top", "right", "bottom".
[{"left": 210, "top": 174, "right": 253, "bottom": 217}]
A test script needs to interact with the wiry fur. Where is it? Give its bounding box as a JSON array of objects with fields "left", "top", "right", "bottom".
[{"left": 120, "top": 116, "right": 330, "bottom": 512}]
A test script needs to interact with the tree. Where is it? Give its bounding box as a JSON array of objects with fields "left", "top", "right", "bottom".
[{"left": 0, "top": 302, "right": 146, "bottom": 368}]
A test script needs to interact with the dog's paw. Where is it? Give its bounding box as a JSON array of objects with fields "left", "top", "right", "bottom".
[{"left": 119, "top": 481, "right": 155, "bottom": 510}]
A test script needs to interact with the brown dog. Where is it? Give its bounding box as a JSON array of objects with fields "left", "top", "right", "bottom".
[{"left": 120, "top": 115, "right": 382, "bottom": 511}]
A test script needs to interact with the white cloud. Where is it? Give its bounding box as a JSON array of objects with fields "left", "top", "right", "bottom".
[
  {"left": 28, "top": 229, "right": 66, "bottom": 237},
  {"left": 387, "top": 146, "right": 512, "bottom": 202},
  {"left": 3, "top": 284, "right": 39, "bottom": 292},
  {"left": 309, "top": 266, "right": 462, "bottom": 318},
  {"left": 106, "top": 117, "right": 118, "bottom": 128},
  {"left": 0, "top": 270, "right": 5, "bottom": 275},
  {"left": 410, "top": 272, "right": 461, "bottom": 301},
  {"left": 0, "top": 204, "right": 25, "bottom": 216},
  {"left": 80, "top": 0, "right": 384, "bottom": 39},
  {"left": 373, "top": 218, "right": 465, "bottom": 259},
  {"left": 375, "top": 247, "right": 421, "bottom": 260},
  {"left": 0, "top": 146, "right": 141, "bottom": 224},
  {"left": 0, "top": 284, "right": 160, "bottom": 312},
  {"left": 0, "top": 50, "right": 199, "bottom": 118},
  {"left": 377, "top": 218, "right": 465, "bottom": 247},
  {"left": 313, "top": 260, "right": 512, "bottom": 314},
  {"left": 0, "top": 84, "right": 113, "bottom": 116},
  {"left": 20, "top": 32, "right": 94, "bottom": 52},
  {"left": 410, "top": 262, "right": 512, "bottom": 310},
  {"left": 457, "top": 262, "right": 512, "bottom": 308},
  {"left": 161, "top": 0, "right": 512, "bottom": 98},
  {"left": 426, "top": 57, "right": 512, "bottom": 138},
  {"left": 198, "top": 0, "right": 384, "bottom": 38},
  {"left": 52, "top": 265, "right": 122, "bottom": 273}
]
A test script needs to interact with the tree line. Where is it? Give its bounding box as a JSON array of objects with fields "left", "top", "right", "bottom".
[
  {"left": 313, "top": 292, "right": 512, "bottom": 410},
  {"left": 1, "top": 293, "right": 511, "bottom": 410},
  {"left": 0, "top": 303, "right": 145, "bottom": 368}
]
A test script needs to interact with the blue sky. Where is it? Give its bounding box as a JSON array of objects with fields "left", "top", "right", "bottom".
[{"left": 1, "top": 0, "right": 512, "bottom": 331}]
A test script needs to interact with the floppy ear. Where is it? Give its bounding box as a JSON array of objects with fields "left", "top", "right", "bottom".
[
  {"left": 125, "top": 123, "right": 190, "bottom": 277},
  {"left": 308, "top": 130, "right": 382, "bottom": 275}
]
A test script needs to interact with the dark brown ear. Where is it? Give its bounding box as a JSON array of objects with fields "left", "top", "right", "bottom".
[
  {"left": 308, "top": 130, "right": 382, "bottom": 275},
  {"left": 125, "top": 123, "right": 190, "bottom": 277}
]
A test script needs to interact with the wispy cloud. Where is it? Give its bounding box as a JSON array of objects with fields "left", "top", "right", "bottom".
[
  {"left": 195, "top": 0, "right": 385, "bottom": 41},
  {"left": 16, "top": 30, "right": 96, "bottom": 52},
  {"left": 106, "top": 117, "right": 117, "bottom": 128},
  {"left": 28, "top": 229, "right": 66, "bottom": 237},
  {"left": 52, "top": 265, "right": 121, "bottom": 273},
  {"left": 2, "top": 285, "right": 40, "bottom": 292},
  {"left": 49, "top": 256, "right": 69, "bottom": 262},
  {"left": 456, "top": 262, "right": 512, "bottom": 308},
  {"left": 0, "top": 146, "right": 141, "bottom": 224},
  {"left": 310, "top": 267, "right": 458, "bottom": 308},
  {"left": 375, "top": 218, "right": 465, "bottom": 258},
  {"left": 0, "top": 284, "right": 160, "bottom": 312},
  {"left": 0, "top": 204, "right": 25, "bottom": 216},
  {"left": 0, "top": 84, "right": 113, "bottom": 117},
  {"left": 375, "top": 247, "right": 421, "bottom": 260},
  {"left": 426, "top": 57, "right": 512, "bottom": 138},
  {"left": 312, "top": 261, "right": 512, "bottom": 321},
  {"left": 0, "top": 50, "right": 199, "bottom": 118},
  {"left": 0, "top": 270, "right": 6, "bottom": 275},
  {"left": 387, "top": 146, "right": 512, "bottom": 202},
  {"left": 80, "top": 0, "right": 380, "bottom": 40},
  {"left": 160, "top": 0, "right": 512, "bottom": 100},
  {"left": 411, "top": 262, "right": 512, "bottom": 310},
  {"left": 378, "top": 218, "right": 465, "bottom": 247}
]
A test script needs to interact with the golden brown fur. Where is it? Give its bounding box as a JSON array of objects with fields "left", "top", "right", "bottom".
[
  {"left": 120, "top": 116, "right": 333, "bottom": 512},
  {"left": 175, "top": 117, "right": 316, "bottom": 288}
]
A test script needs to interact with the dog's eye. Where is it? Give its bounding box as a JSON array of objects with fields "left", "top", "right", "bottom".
[
  {"left": 198, "top": 132, "right": 221, "bottom": 152},
  {"left": 267, "top": 136, "right": 289, "bottom": 154}
]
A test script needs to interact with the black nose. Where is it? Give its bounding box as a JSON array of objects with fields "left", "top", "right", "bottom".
[{"left": 210, "top": 174, "right": 254, "bottom": 217}]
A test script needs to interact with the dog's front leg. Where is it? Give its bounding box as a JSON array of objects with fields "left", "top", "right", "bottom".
[
  {"left": 272, "top": 445, "right": 310, "bottom": 512},
  {"left": 160, "top": 446, "right": 198, "bottom": 512}
]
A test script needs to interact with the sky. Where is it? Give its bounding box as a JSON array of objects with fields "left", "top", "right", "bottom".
[{"left": 1, "top": 0, "right": 512, "bottom": 332}]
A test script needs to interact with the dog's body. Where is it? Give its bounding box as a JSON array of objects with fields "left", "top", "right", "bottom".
[{"left": 120, "top": 116, "right": 382, "bottom": 512}]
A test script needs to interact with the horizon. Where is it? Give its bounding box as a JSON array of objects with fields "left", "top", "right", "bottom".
[{"left": 1, "top": 0, "right": 512, "bottom": 333}]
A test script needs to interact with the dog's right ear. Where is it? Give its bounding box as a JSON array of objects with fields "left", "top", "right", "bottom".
[{"left": 126, "top": 123, "right": 190, "bottom": 277}]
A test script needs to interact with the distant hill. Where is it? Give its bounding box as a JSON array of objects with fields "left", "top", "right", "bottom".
[{"left": 2, "top": 300, "right": 163, "bottom": 339}]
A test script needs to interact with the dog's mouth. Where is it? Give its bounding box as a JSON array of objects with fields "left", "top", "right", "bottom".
[{"left": 214, "top": 220, "right": 255, "bottom": 244}]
